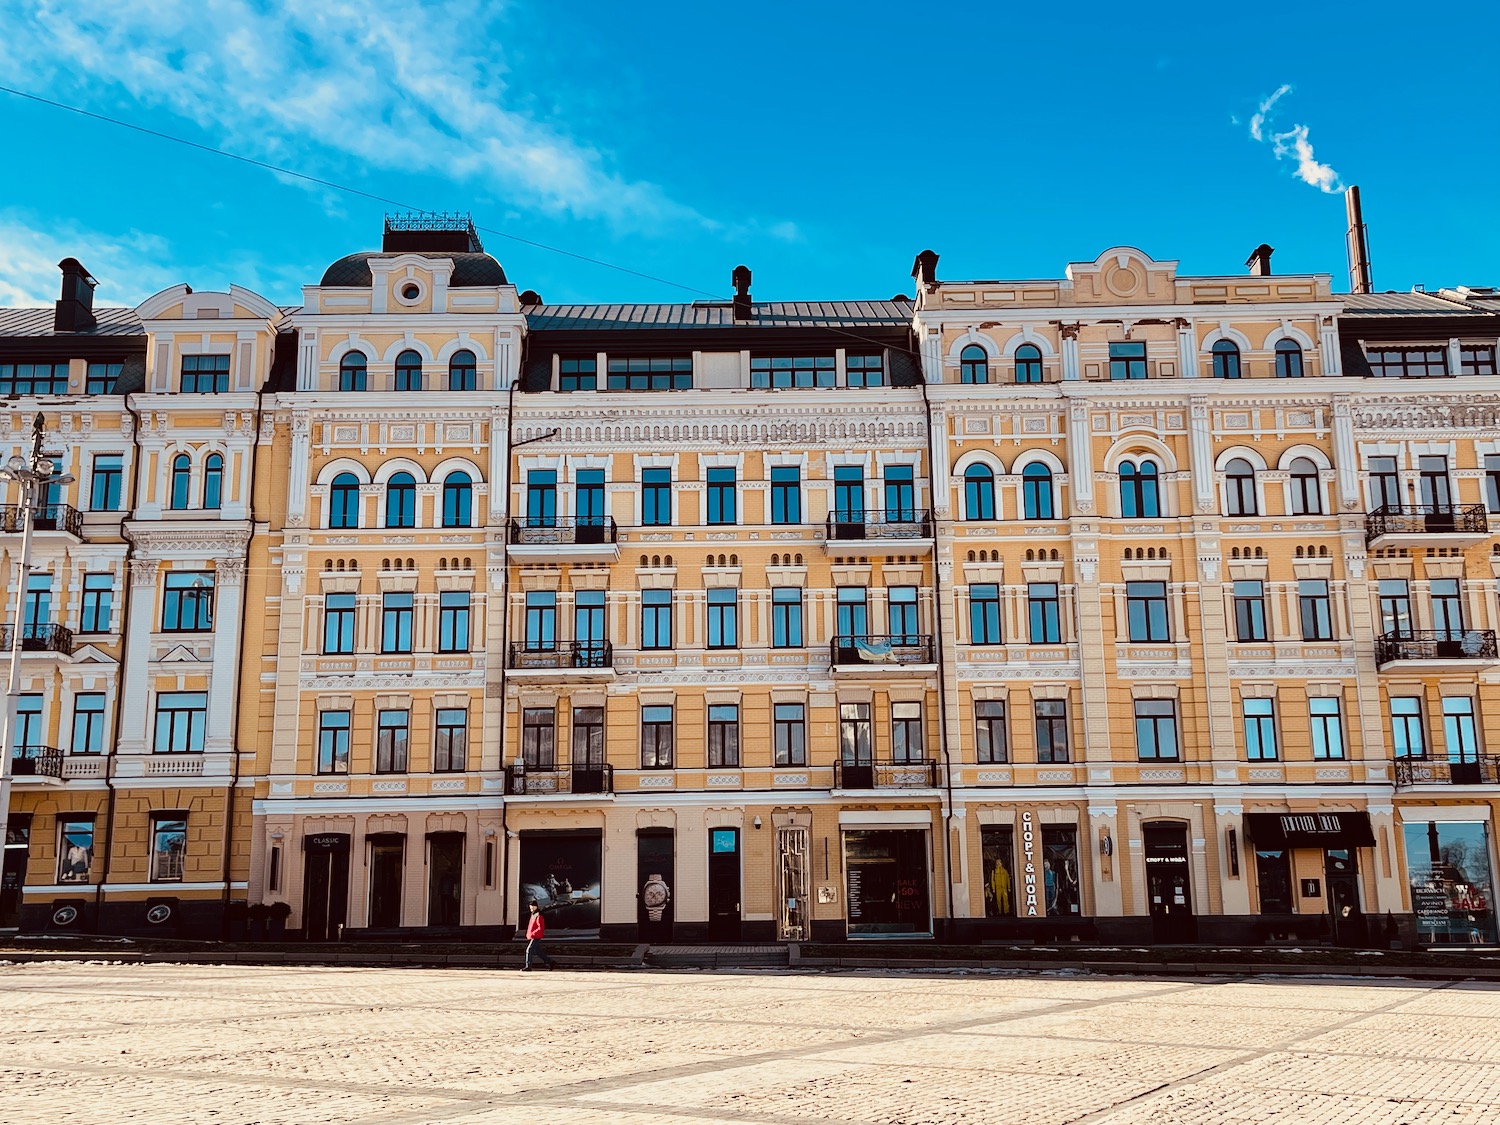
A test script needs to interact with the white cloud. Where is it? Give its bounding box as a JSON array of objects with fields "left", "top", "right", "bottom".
[
  {"left": 0, "top": 212, "right": 180, "bottom": 307},
  {"left": 1245, "top": 84, "right": 1344, "bottom": 194},
  {"left": 6, "top": 1, "right": 709, "bottom": 232}
]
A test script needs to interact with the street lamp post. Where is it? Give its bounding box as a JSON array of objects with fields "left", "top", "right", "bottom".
[{"left": 0, "top": 416, "right": 74, "bottom": 871}]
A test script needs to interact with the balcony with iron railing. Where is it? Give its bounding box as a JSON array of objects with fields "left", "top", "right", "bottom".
[
  {"left": 10, "top": 744, "right": 63, "bottom": 782},
  {"left": 1374, "top": 629, "right": 1499, "bottom": 669},
  {"left": 0, "top": 622, "right": 75, "bottom": 655},
  {"left": 505, "top": 761, "right": 614, "bottom": 796},
  {"left": 824, "top": 507, "right": 934, "bottom": 554},
  {"left": 1365, "top": 503, "right": 1490, "bottom": 548},
  {"left": 831, "top": 634, "right": 935, "bottom": 671},
  {"left": 506, "top": 516, "right": 619, "bottom": 561},
  {"left": 1395, "top": 757, "right": 1500, "bottom": 787},
  {"left": 834, "top": 757, "right": 938, "bottom": 790},
  {"left": 507, "top": 640, "right": 613, "bottom": 675},
  {"left": 0, "top": 503, "right": 84, "bottom": 537}
]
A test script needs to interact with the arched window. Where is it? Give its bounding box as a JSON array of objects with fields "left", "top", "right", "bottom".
[
  {"left": 1022, "top": 463, "right": 1055, "bottom": 520},
  {"left": 338, "top": 350, "right": 367, "bottom": 391},
  {"left": 448, "top": 349, "right": 477, "bottom": 391},
  {"left": 1120, "top": 460, "right": 1161, "bottom": 518},
  {"left": 1224, "top": 458, "right": 1257, "bottom": 515},
  {"left": 960, "top": 345, "right": 989, "bottom": 385},
  {"left": 442, "top": 472, "right": 473, "bottom": 528},
  {"left": 169, "top": 454, "right": 192, "bottom": 510},
  {"left": 394, "top": 350, "right": 423, "bottom": 392},
  {"left": 330, "top": 472, "right": 360, "bottom": 528},
  {"left": 202, "top": 453, "right": 224, "bottom": 511},
  {"left": 1211, "top": 340, "right": 1241, "bottom": 379},
  {"left": 1015, "top": 344, "right": 1044, "bottom": 384},
  {"left": 964, "top": 464, "right": 995, "bottom": 520},
  {"left": 1289, "top": 457, "right": 1322, "bottom": 514},
  {"left": 1274, "top": 339, "right": 1304, "bottom": 378},
  {"left": 386, "top": 472, "right": 417, "bottom": 528}
]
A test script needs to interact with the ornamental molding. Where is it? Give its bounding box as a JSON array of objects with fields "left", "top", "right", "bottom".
[
  {"left": 1351, "top": 396, "right": 1500, "bottom": 432},
  {"left": 125, "top": 524, "right": 254, "bottom": 555},
  {"left": 299, "top": 672, "right": 485, "bottom": 690}
]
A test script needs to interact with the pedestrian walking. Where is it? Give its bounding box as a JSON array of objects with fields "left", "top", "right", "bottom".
[{"left": 523, "top": 901, "right": 556, "bottom": 971}]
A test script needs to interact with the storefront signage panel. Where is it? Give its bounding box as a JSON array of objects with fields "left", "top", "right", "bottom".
[
  {"left": 1401, "top": 820, "right": 1496, "bottom": 945},
  {"left": 519, "top": 830, "right": 602, "bottom": 937}
]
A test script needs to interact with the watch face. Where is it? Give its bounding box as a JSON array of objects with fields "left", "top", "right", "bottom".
[{"left": 643, "top": 883, "right": 667, "bottom": 907}]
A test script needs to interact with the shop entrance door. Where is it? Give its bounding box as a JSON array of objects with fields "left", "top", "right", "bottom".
[
  {"left": 776, "top": 826, "right": 810, "bottom": 940},
  {"left": 844, "top": 829, "right": 931, "bottom": 937},
  {"left": 427, "top": 833, "right": 464, "bottom": 928},
  {"left": 1143, "top": 821, "right": 1196, "bottom": 943},
  {"left": 301, "top": 834, "right": 350, "bottom": 941},
  {"left": 1, "top": 815, "right": 30, "bottom": 929},
  {"left": 367, "top": 834, "right": 404, "bottom": 929},
  {"left": 636, "top": 829, "right": 675, "bottom": 943},
  {"left": 708, "top": 827, "right": 741, "bottom": 942},
  {"left": 1325, "top": 848, "right": 1366, "bottom": 947}
]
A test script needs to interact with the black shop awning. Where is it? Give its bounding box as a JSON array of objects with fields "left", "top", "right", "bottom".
[{"left": 1244, "top": 812, "right": 1375, "bottom": 849}]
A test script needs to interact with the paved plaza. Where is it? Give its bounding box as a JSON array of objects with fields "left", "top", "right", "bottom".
[{"left": 2, "top": 962, "right": 1499, "bottom": 1124}]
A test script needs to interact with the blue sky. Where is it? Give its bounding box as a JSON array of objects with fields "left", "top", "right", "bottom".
[{"left": 1, "top": 1, "right": 1497, "bottom": 309}]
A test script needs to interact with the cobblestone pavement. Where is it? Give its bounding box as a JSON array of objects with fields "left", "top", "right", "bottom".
[{"left": 3, "top": 962, "right": 1499, "bottom": 1124}]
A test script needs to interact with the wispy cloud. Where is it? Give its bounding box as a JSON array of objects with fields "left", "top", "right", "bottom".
[
  {"left": 0, "top": 211, "right": 181, "bottom": 306},
  {"left": 1245, "top": 84, "right": 1344, "bottom": 194},
  {"left": 5, "top": 1, "right": 710, "bottom": 232}
]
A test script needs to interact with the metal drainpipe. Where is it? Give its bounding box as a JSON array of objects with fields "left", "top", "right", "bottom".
[
  {"left": 495, "top": 374, "right": 518, "bottom": 934},
  {"left": 916, "top": 363, "right": 958, "bottom": 940}
]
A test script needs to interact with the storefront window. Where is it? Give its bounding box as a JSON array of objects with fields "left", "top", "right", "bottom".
[
  {"left": 518, "top": 831, "right": 602, "bottom": 938},
  {"left": 1403, "top": 820, "right": 1496, "bottom": 945},
  {"left": 844, "top": 829, "right": 930, "bottom": 936},
  {"left": 981, "top": 825, "right": 1015, "bottom": 918},
  {"left": 1256, "top": 849, "right": 1293, "bottom": 913},
  {"left": 1041, "top": 826, "right": 1081, "bottom": 917}
]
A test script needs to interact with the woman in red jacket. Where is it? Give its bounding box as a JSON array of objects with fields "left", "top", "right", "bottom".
[{"left": 523, "top": 901, "right": 556, "bottom": 971}]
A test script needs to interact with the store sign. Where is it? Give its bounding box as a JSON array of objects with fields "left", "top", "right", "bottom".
[
  {"left": 1412, "top": 883, "right": 1450, "bottom": 929},
  {"left": 1280, "top": 814, "right": 1343, "bottom": 837},
  {"left": 1021, "top": 812, "right": 1039, "bottom": 917}
]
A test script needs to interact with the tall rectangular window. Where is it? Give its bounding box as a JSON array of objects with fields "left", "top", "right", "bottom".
[
  {"left": 839, "top": 702, "right": 872, "bottom": 763},
  {"left": 641, "top": 589, "right": 673, "bottom": 649},
  {"left": 833, "top": 466, "right": 864, "bottom": 524},
  {"left": 1418, "top": 455, "right": 1452, "bottom": 509},
  {"left": 891, "top": 702, "right": 923, "bottom": 762},
  {"left": 79, "top": 573, "right": 113, "bottom": 634},
  {"left": 774, "top": 703, "right": 806, "bottom": 765},
  {"left": 71, "top": 693, "right": 107, "bottom": 754},
  {"left": 1134, "top": 700, "right": 1179, "bottom": 760},
  {"left": 706, "top": 468, "right": 736, "bottom": 525},
  {"left": 708, "top": 704, "right": 740, "bottom": 767},
  {"left": 1125, "top": 581, "right": 1169, "bottom": 641},
  {"left": 837, "top": 586, "right": 868, "bottom": 641},
  {"left": 771, "top": 587, "right": 803, "bottom": 647},
  {"left": 641, "top": 705, "right": 674, "bottom": 768},
  {"left": 86, "top": 361, "right": 122, "bottom": 394},
  {"left": 1430, "top": 578, "right": 1465, "bottom": 638},
  {"left": 524, "top": 591, "right": 556, "bottom": 651},
  {"left": 323, "top": 593, "right": 356, "bottom": 654},
  {"left": 883, "top": 465, "right": 915, "bottom": 522},
  {"left": 770, "top": 466, "right": 801, "bottom": 524},
  {"left": 57, "top": 819, "right": 94, "bottom": 883},
  {"left": 316, "top": 709, "right": 350, "bottom": 773},
  {"left": 1390, "top": 696, "right": 1425, "bottom": 759},
  {"left": 888, "top": 586, "right": 919, "bottom": 643},
  {"left": 180, "top": 353, "right": 231, "bottom": 393},
  {"left": 438, "top": 591, "right": 471, "bottom": 653},
  {"left": 1109, "top": 341, "right": 1147, "bottom": 380},
  {"left": 641, "top": 468, "right": 672, "bottom": 526},
  {"left": 525, "top": 470, "right": 556, "bottom": 527},
  {"left": 434, "top": 709, "right": 468, "bottom": 772},
  {"left": 558, "top": 356, "right": 597, "bottom": 392},
  {"left": 381, "top": 593, "right": 414, "bottom": 653},
  {"left": 1309, "top": 697, "right": 1344, "bottom": 759},
  {"left": 845, "top": 353, "right": 885, "bottom": 387},
  {"left": 90, "top": 454, "right": 123, "bottom": 511},
  {"left": 572, "top": 706, "right": 604, "bottom": 766},
  {"left": 607, "top": 356, "right": 692, "bottom": 390},
  {"left": 1368, "top": 456, "right": 1401, "bottom": 510},
  {"left": 521, "top": 707, "right": 555, "bottom": 767},
  {"left": 1442, "top": 697, "right": 1480, "bottom": 763},
  {"left": 1232, "top": 580, "right": 1267, "bottom": 641},
  {"left": 1028, "top": 583, "right": 1061, "bottom": 643},
  {"left": 154, "top": 692, "right": 208, "bottom": 753},
  {"left": 150, "top": 816, "right": 188, "bottom": 882},
  {"left": 162, "top": 572, "right": 215, "bottom": 632},
  {"left": 23, "top": 574, "right": 51, "bottom": 632},
  {"left": 975, "top": 700, "right": 1007, "bottom": 763},
  {"left": 706, "top": 588, "right": 738, "bottom": 648},
  {"left": 970, "top": 584, "right": 1001, "bottom": 644},
  {"left": 1243, "top": 698, "right": 1278, "bottom": 761},
  {"left": 1378, "top": 579, "right": 1411, "bottom": 635},
  {"left": 1486, "top": 455, "right": 1500, "bottom": 514},
  {"left": 376, "top": 710, "right": 409, "bottom": 773},
  {"left": 1298, "top": 579, "right": 1334, "bottom": 641},
  {"left": 1035, "top": 699, "right": 1069, "bottom": 763}
]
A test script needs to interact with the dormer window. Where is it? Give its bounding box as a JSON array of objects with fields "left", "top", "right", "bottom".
[
  {"left": 180, "top": 354, "right": 230, "bottom": 393},
  {"left": 1, "top": 362, "right": 69, "bottom": 395}
]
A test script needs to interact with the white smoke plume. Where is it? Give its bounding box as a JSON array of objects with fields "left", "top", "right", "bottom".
[{"left": 1247, "top": 85, "right": 1344, "bottom": 194}]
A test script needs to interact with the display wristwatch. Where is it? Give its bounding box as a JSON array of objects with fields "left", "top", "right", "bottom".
[{"left": 643, "top": 873, "right": 671, "bottom": 922}]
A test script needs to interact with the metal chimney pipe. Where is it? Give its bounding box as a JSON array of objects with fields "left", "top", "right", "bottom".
[{"left": 1345, "top": 186, "right": 1373, "bottom": 294}]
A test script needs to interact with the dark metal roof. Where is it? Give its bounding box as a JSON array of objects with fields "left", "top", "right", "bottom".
[
  {"left": 320, "top": 252, "right": 507, "bottom": 288},
  {"left": 1340, "top": 292, "right": 1478, "bottom": 315},
  {"left": 0, "top": 306, "right": 144, "bottom": 337},
  {"left": 525, "top": 300, "right": 914, "bottom": 331}
]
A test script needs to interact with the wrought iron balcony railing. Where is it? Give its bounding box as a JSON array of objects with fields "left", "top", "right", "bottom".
[
  {"left": 1365, "top": 503, "right": 1488, "bottom": 543},
  {"left": 825, "top": 506, "right": 933, "bottom": 541},
  {"left": 1395, "top": 756, "right": 1500, "bottom": 787},
  {"left": 834, "top": 758, "right": 937, "bottom": 790},
  {"left": 1374, "top": 629, "right": 1498, "bottom": 665},
  {"left": 0, "top": 622, "right": 75, "bottom": 654},
  {"left": 0, "top": 503, "right": 84, "bottom": 537},
  {"left": 507, "top": 516, "right": 617, "bottom": 546},
  {"left": 831, "top": 634, "right": 935, "bottom": 666},
  {"left": 506, "top": 762, "right": 614, "bottom": 795},
  {"left": 11, "top": 744, "right": 63, "bottom": 779},
  {"left": 507, "top": 640, "right": 613, "bottom": 670}
]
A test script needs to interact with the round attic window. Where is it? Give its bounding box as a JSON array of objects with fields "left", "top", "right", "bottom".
[{"left": 396, "top": 280, "right": 425, "bottom": 305}]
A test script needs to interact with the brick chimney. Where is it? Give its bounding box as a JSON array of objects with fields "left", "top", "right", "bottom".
[
  {"left": 54, "top": 258, "right": 97, "bottom": 332},
  {"left": 732, "top": 265, "right": 752, "bottom": 321}
]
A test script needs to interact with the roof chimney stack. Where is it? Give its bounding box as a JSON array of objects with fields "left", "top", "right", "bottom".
[
  {"left": 1245, "top": 244, "right": 1274, "bottom": 277},
  {"left": 54, "top": 258, "right": 98, "bottom": 333},
  {"left": 1345, "top": 185, "right": 1373, "bottom": 294},
  {"left": 911, "top": 249, "right": 940, "bottom": 290},
  {"left": 732, "top": 265, "right": 752, "bottom": 321}
]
